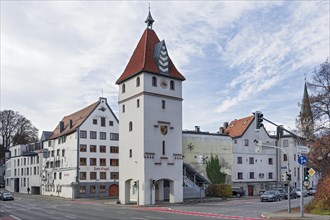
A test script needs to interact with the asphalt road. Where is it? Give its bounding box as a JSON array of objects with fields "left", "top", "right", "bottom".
[{"left": 0, "top": 193, "right": 313, "bottom": 220}]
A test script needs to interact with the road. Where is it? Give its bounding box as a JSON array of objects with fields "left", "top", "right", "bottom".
[{"left": 0, "top": 193, "right": 313, "bottom": 220}]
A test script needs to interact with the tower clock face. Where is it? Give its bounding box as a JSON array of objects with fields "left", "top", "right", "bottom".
[{"left": 160, "top": 79, "right": 168, "bottom": 88}]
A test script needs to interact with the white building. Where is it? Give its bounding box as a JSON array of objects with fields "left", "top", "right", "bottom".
[
  {"left": 225, "top": 115, "right": 277, "bottom": 196},
  {"left": 42, "top": 97, "right": 119, "bottom": 198},
  {"left": 117, "top": 11, "right": 185, "bottom": 205}
]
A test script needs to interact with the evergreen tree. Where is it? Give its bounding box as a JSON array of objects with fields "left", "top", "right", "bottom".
[{"left": 205, "top": 154, "right": 226, "bottom": 184}]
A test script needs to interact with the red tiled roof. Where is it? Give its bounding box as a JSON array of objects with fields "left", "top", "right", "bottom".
[
  {"left": 48, "top": 101, "right": 99, "bottom": 140},
  {"left": 116, "top": 28, "right": 185, "bottom": 84},
  {"left": 225, "top": 115, "right": 255, "bottom": 138}
]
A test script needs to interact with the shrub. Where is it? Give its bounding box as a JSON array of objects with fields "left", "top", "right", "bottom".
[{"left": 206, "top": 184, "right": 232, "bottom": 198}]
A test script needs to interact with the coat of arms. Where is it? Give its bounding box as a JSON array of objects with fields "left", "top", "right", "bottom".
[{"left": 160, "top": 125, "right": 168, "bottom": 135}]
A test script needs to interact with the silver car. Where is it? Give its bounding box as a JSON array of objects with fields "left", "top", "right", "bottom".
[{"left": 296, "top": 188, "right": 308, "bottom": 197}]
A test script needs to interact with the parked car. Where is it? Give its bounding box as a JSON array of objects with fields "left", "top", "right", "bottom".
[
  {"left": 308, "top": 187, "right": 317, "bottom": 196},
  {"left": 260, "top": 190, "right": 282, "bottom": 202},
  {"left": 296, "top": 188, "right": 308, "bottom": 197},
  {"left": 0, "top": 192, "right": 14, "bottom": 201},
  {"left": 232, "top": 187, "right": 245, "bottom": 197},
  {"left": 285, "top": 188, "right": 298, "bottom": 199},
  {"left": 273, "top": 188, "right": 287, "bottom": 200}
]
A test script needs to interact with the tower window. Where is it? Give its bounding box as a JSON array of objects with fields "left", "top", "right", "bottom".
[
  {"left": 129, "top": 121, "right": 133, "bottom": 131},
  {"left": 136, "top": 77, "right": 140, "bottom": 87},
  {"left": 129, "top": 149, "right": 132, "bottom": 158},
  {"left": 122, "top": 84, "right": 126, "bottom": 93},
  {"left": 162, "top": 141, "right": 165, "bottom": 155},
  {"left": 137, "top": 99, "right": 140, "bottom": 108},
  {"left": 122, "top": 104, "right": 125, "bottom": 113},
  {"left": 170, "top": 80, "right": 175, "bottom": 90},
  {"left": 162, "top": 100, "right": 166, "bottom": 109},
  {"left": 152, "top": 76, "right": 157, "bottom": 87}
]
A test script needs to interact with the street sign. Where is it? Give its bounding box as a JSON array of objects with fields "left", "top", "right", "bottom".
[
  {"left": 298, "top": 155, "right": 308, "bottom": 166},
  {"left": 298, "top": 146, "right": 310, "bottom": 154},
  {"left": 308, "top": 168, "right": 315, "bottom": 176},
  {"left": 303, "top": 180, "right": 310, "bottom": 187}
]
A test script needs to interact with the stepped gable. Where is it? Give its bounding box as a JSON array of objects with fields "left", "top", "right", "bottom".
[{"left": 225, "top": 115, "right": 254, "bottom": 138}]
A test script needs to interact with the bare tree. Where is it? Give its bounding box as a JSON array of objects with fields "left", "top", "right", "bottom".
[{"left": 0, "top": 110, "right": 39, "bottom": 150}]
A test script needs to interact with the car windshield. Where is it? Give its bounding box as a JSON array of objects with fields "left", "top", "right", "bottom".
[
  {"left": 264, "top": 191, "right": 275, "bottom": 195},
  {"left": 3, "top": 192, "right": 11, "bottom": 195}
]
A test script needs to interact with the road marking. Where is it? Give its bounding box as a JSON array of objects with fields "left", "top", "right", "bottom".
[
  {"left": 9, "top": 215, "right": 22, "bottom": 220},
  {"left": 130, "top": 217, "right": 145, "bottom": 220},
  {"left": 116, "top": 212, "right": 127, "bottom": 214},
  {"left": 145, "top": 216, "right": 165, "bottom": 219},
  {"left": 64, "top": 215, "right": 77, "bottom": 219}
]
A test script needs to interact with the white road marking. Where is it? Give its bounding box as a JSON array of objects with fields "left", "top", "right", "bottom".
[
  {"left": 145, "top": 216, "right": 165, "bottom": 219},
  {"left": 9, "top": 215, "right": 22, "bottom": 220}
]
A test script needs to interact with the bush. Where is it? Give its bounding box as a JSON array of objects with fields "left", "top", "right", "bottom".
[{"left": 206, "top": 184, "right": 232, "bottom": 198}]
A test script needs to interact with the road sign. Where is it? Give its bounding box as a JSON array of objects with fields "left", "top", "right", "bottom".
[
  {"left": 308, "top": 168, "right": 315, "bottom": 176},
  {"left": 298, "top": 155, "right": 308, "bottom": 166},
  {"left": 298, "top": 146, "right": 310, "bottom": 154},
  {"left": 303, "top": 180, "right": 310, "bottom": 187}
]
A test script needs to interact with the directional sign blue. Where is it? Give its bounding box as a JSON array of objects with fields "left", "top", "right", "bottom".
[{"left": 298, "top": 155, "right": 308, "bottom": 166}]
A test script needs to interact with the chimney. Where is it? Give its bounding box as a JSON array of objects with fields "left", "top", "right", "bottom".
[
  {"left": 195, "top": 126, "right": 200, "bottom": 132},
  {"left": 223, "top": 122, "right": 229, "bottom": 129},
  {"left": 69, "top": 119, "right": 73, "bottom": 129},
  {"left": 59, "top": 121, "right": 64, "bottom": 133},
  {"left": 218, "top": 127, "right": 224, "bottom": 134}
]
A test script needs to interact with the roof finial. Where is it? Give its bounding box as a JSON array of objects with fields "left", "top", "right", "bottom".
[{"left": 145, "top": 3, "right": 154, "bottom": 29}]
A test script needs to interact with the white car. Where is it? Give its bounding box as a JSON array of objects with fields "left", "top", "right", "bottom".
[{"left": 296, "top": 188, "right": 308, "bottom": 197}]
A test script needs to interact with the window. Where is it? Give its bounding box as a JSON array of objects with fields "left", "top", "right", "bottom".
[
  {"left": 90, "top": 185, "right": 96, "bottom": 193},
  {"left": 249, "top": 172, "right": 254, "bottom": 179},
  {"left": 268, "top": 172, "right": 273, "bottom": 179},
  {"left": 111, "top": 172, "right": 119, "bottom": 179},
  {"left": 62, "top": 149, "right": 65, "bottom": 157},
  {"left": 80, "top": 172, "right": 86, "bottom": 180},
  {"left": 259, "top": 173, "right": 264, "bottom": 178},
  {"left": 90, "top": 131, "right": 97, "bottom": 139},
  {"left": 110, "top": 146, "right": 119, "bottom": 153},
  {"left": 122, "top": 105, "right": 125, "bottom": 113},
  {"left": 283, "top": 154, "right": 288, "bottom": 161},
  {"left": 238, "top": 172, "right": 243, "bottom": 179},
  {"left": 249, "top": 157, "right": 254, "bottom": 164},
  {"left": 244, "top": 139, "right": 249, "bottom": 146},
  {"left": 101, "top": 117, "right": 106, "bottom": 127},
  {"left": 90, "top": 172, "right": 97, "bottom": 180},
  {"left": 294, "top": 154, "right": 296, "bottom": 161},
  {"left": 152, "top": 76, "right": 157, "bottom": 86},
  {"left": 170, "top": 80, "right": 175, "bottom": 90},
  {"left": 90, "top": 158, "right": 97, "bottom": 166},
  {"left": 136, "top": 77, "right": 140, "bottom": 87},
  {"left": 237, "top": 157, "right": 242, "bottom": 164},
  {"left": 56, "top": 149, "right": 60, "bottom": 156},
  {"left": 90, "top": 145, "right": 97, "bottom": 152},
  {"left": 234, "top": 139, "right": 237, "bottom": 144},
  {"left": 80, "top": 158, "right": 87, "bottom": 166},
  {"left": 122, "top": 84, "right": 125, "bottom": 93},
  {"left": 80, "top": 130, "right": 87, "bottom": 138},
  {"left": 137, "top": 99, "right": 140, "bottom": 108},
  {"left": 100, "top": 172, "right": 106, "bottom": 179},
  {"left": 129, "top": 121, "right": 133, "bottom": 131},
  {"left": 268, "top": 158, "right": 273, "bottom": 165},
  {"left": 283, "top": 140, "right": 289, "bottom": 147},
  {"left": 162, "top": 141, "right": 165, "bottom": 155},
  {"left": 80, "top": 144, "right": 87, "bottom": 152},
  {"left": 110, "top": 159, "right": 119, "bottom": 166},
  {"left": 54, "top": 173, "right": 57, "bottom": 180},
  {"left": 100, "top": 132, "right": 106, "bottom": 140},
  {"left": 129, "top": 149, "right": 132, "bottom": 158},
  {"left": 59, "top": 172, "right": 62, "bottom": 180},
  {"left": 162, "top": 100, "right": 165, "bottom": 109},
  {"left": 109, "top": 121, "right": 114, "bottom": 126},
  {"left": 79, "top": 186, "right": 86, "bottom": 194},
  {"left": 100, "top": 158, "right": 106, "bottom": 166},
  {"left": 93, "top": 119, "right": 97, "bottom": 125},
  {"left": 110, "top": 133, "right": 119, "bottom": 140},
  {"left": 100, "top": 145, "right": 106, "bottom": 153},
  {"left": 100, "top": 185, "right": 106, "bottom": 193}
]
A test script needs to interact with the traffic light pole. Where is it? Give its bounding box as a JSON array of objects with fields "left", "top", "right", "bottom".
[{"left": 300, "top": 166, "right": 304, "bottom": 217}]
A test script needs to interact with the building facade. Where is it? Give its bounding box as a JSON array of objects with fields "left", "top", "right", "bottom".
[{"left": 117, "top": 11, "right": 185, "bottom": 205}]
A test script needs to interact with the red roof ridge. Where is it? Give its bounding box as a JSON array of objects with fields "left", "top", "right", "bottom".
[{"left": 225, "top": 115, "right": 255, "bottom": 138}]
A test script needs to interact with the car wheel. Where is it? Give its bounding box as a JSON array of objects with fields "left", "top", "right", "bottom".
[{"left": 236, "top": 193, "right": 241, "bottom": 198}]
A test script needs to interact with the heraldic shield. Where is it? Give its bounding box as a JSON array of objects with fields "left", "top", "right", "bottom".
[{"left": 160, "top": 125, "right": 168, "bottom": 135}]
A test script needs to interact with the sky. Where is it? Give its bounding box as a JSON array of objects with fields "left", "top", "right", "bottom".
[{"left": 1, "top": 1, "right": 329, "bottom": 136}]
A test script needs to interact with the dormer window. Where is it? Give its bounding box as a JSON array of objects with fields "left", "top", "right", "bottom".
[{"left": 152, "top": 76, "right": 157, "bottom": 87}]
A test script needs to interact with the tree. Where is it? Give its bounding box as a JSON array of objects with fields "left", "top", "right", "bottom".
[
  {"left": 205, "top": 154, "right": 226, "bottom": 184},
  {"left": 0, "top": 110, "right": 39, "bottom": 150}
]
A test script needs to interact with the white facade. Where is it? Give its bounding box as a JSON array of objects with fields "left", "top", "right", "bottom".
[{"left": 118, "top": 73, "right": 184, "bottom": 205}]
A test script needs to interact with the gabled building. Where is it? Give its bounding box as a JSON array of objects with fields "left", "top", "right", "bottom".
[
  {"left": 225, "top": 115, "right": 277, "bottom": 196},
  {"left": 42, "top": 97, "right": 119, "bottom": 198}
]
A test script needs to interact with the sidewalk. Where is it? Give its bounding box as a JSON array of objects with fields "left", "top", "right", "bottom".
[{"left": 261, "top": 210, "right": 329, "bottom": 219}]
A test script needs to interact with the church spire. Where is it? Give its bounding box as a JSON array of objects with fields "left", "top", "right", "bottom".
[
  {"left": 300, "top": 80, "right": 314, "bottom": 137},
  {"left": 145, "top": 4, "right": 154, "bottom": 29}
]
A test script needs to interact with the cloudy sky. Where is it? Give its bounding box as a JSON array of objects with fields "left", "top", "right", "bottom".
[{"left": 1, "top": 1, "right": 329, "bottom": 136}]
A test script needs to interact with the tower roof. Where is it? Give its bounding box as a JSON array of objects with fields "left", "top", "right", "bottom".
[
  {"left": 301, "top": 82, "right": 313, "bottom": 116},
  {"left": 116, "top": 23, "right": 185, "bottom": 84}
]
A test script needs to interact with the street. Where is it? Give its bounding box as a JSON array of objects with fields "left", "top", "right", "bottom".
[{"left": 0, "top": 193, "right": 313, "bottom": 220}]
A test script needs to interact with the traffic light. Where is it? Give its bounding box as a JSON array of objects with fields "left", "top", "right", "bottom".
[
  {"left": 304, "top": 167, "right": 310, "bottom": 181},
  {"left": 281, "top": 173, "right": 287, "bottom": 181},
  {"left": 254, "top": 111, "right": 264, "bottom": 130},
  {"left": 286, "top": 173, "right": 292, "bottom": 181}
]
